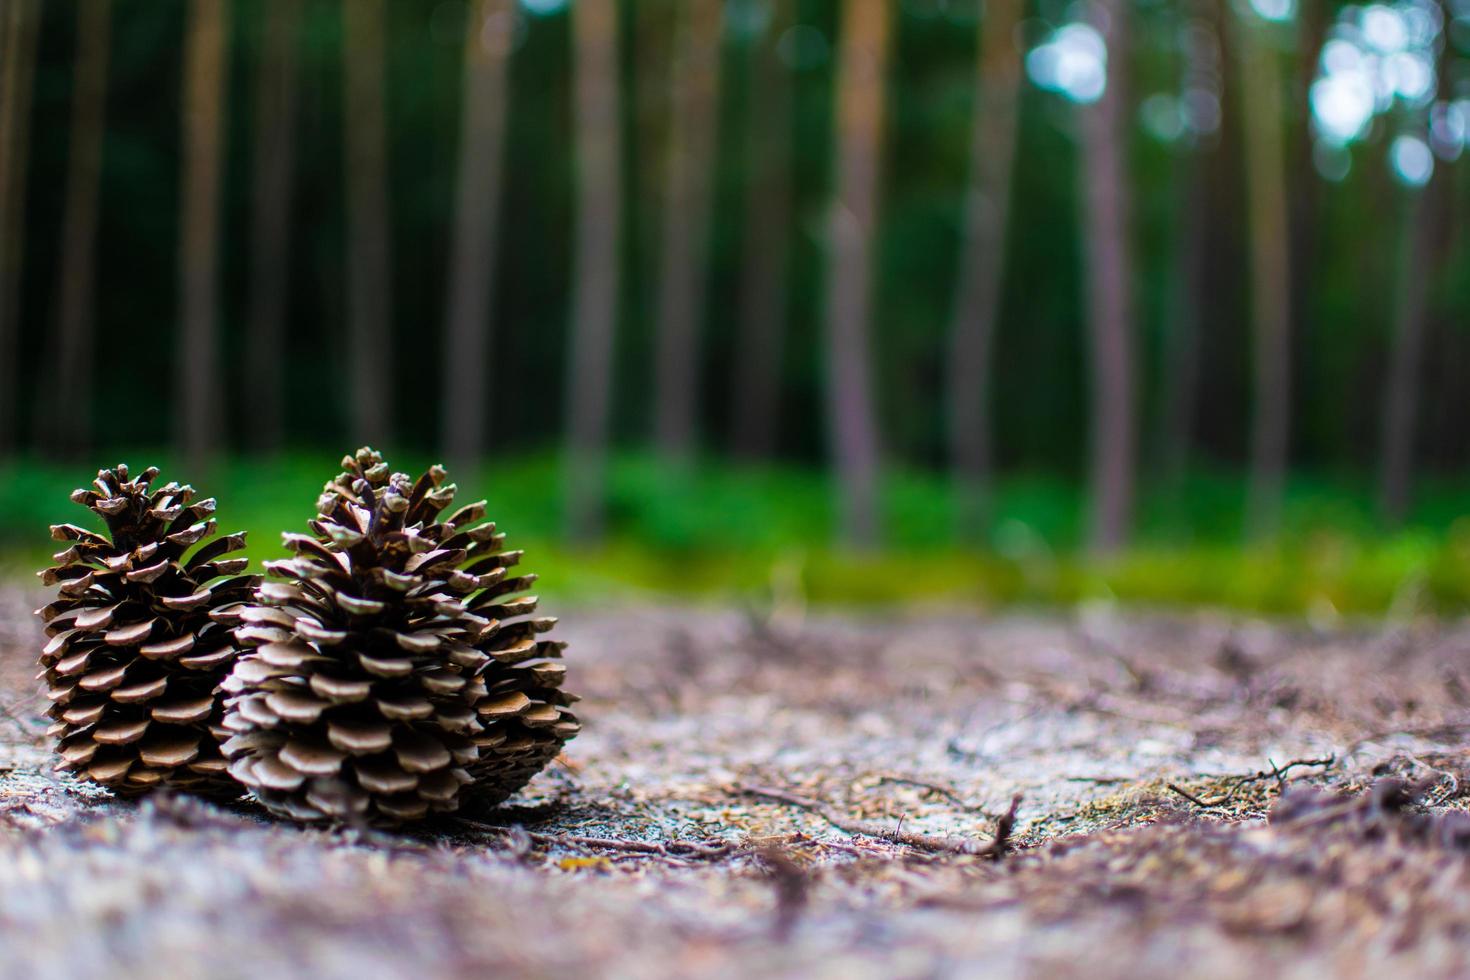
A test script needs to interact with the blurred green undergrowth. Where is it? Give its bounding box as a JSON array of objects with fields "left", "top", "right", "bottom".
[{"left": 2, "top": 451, "right": 1468, "bottom": 618}]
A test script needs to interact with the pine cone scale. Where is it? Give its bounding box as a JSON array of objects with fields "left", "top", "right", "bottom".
[
  {"left": 150, "top": 695, "right": 215, "bottom": 724},
  {"left": 111, "top": 676, "right": 168, "bottom": 701},
  {"left": 325, "top": 719, "right": 393, "bottom": 753},
  {"left": 140, "top": 635, "right": 197, "bottom": 659}
]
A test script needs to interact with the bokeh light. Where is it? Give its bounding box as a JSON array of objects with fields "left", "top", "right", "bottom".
[
  {"left": 1390, "top": 133, "right": 1435, "bottom": 185},
  {"left": 1026, "top": 22, "right": 1108, "bottom": 105},
  {"left": 1429, "top": 100, "right": 1468, "bottom": 159},
  {"left": 1141, "top": 93, "right": 1187, "bottom": 142},
  {"left": 1312, "top": 71, "right": 1377, "bottom": 144},
  {"left": 1247, "top": 0, "right": 1297, "bottom": 24},
  {"left": 1309, "top": 1, "right": 1462, "bottom": 178},
  {"left": 518, "top": 0, "right": 567, "bottom": 17}
]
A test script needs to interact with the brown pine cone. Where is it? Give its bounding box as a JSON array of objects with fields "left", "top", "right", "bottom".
[
  {"left": 35, "top": 464, "right": 256, "bottom": 796},
  {"left": 221, "top": 447, "right": 579, "bottom": 824}
]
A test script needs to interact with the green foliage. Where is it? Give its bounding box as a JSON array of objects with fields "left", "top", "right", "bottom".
[{"left": 3, "top": 454, "right": 1469, "bottom": 617}]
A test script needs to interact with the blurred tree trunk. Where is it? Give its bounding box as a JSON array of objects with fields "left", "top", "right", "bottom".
[
  {"left": 47, "top": 0, "right": 110, "bottom": 458},
  {"left": 1378, "top": 184, "right": 1443, "bottom": 525},
  {"left": 245, "top": 0, "right": 301, "bottom": 454},
  {"left": 1079, "top": 0, "right": 1136, "bottom": 555},
  {"left": 729, "top": 1, "right": 792, "bottom": 460},
  {"left": 1157, "top": 153, "right": 1207, "bottom": 488},
  {"left": 946, "top": 0, "right": 1021, "bottom": 538},
  {"left": 1235, "top": 10, "right": 1290, "bottom": 540},
  {"left": 342, "top": 0, "right": 393, "bottom": 447},
  {"left": 1432, "top": 154, "right": 1469, "bottom": 467},
  {"left": 653, "top": 0, "right": 722, "bottom": 463},
  {"left": 565, "top": 0, "right": 622, "bottom": 542},
  {"left": 632, "top": 0, "right": 671, "bottom": 357},
  {"left": 1378, "top": 14, "right": 1452, "bottom": 525},
  {"left": 1288, "top": 0, "right": 1327, "bottom": 351},
  {"left": 824, "top": 0, "right": 889, "bottom": 550},
  {"left": 1156, "top": 0, "right": 1219, "bottom": 491},
  {"left": 441, "top": 0, "right": 513, "bottom": 470},
  {"left": 178, "top": 0, "right": 229, "bottom": 473},
  {"left": 0, "top": 0, "right": 39, "bottom": 454}
]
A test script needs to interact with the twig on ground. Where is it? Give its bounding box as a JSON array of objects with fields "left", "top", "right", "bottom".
[
  {"left": 1065, "top": 775, "right": 1130, "bottom": 785},
  {"left": 866, "top": 773, "right": 1001, "bottom": 817},
  {"left": 757, "top": 846, "right": 809, "bottom": 942},
  {"left": 553, "top": 833, "right": 732, "bottom": 859},
  {"left": 816, "top": 837, "right": 870, "bottom": 857},
  {"left": 453, "top": 817, "right": 736, "bottom": 861},
  {"left": 754, "top": 830, "right": 871, "bottom": 858},
  {"left": 1168, "top": 755, "right": 1336, "bottom": 810},
  {"left": 739, "top": 783, "right": 1022, "bottom": 859},
  {"left": 988, "top": 793, "right": 1020, "bottom": 858},
  {"left": 1259, "top": 755, "right": 1337, "bottom": 782},
  {"left": 1166, "top": 783, "right": 1215, "bottom": 808}
]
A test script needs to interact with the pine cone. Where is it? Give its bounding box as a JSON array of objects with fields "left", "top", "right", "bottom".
[
  {"left": 35, "top": 464, "right": 256, "bottom": 796},
  {"left": 221, "top": 448, "right": 579, "bottom": 824}
]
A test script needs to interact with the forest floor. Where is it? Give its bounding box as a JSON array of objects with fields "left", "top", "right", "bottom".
[{"left": 4, "top": 587, "right": 1470, "bottom": 978}]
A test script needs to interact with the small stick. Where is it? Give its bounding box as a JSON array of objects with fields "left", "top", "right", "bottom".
[
  {"left": 758, "top": 846, "right": 808, "bottom": 942},
  {"left": 870, "top": 774, "right": 974, "bottom": 811},
  {"left": 1166, "top": 783, "right": 1216, "bottom": 808},
  {"left": 454, "top": 818, "right": 733, "bottom": 860},
  {"left": 986, "top": 793, "right": 1020, "bottom": 859},
  {"left": 741, "top": 783, "right": 1021, "bottom": 858},
  {"left": 1169, "top": 755, "right": 1336, "bottom": 809}
]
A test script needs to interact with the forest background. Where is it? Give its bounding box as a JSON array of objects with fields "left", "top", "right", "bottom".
[{"left": 1, "top": 0, "right": 1468, "bottom": 615}]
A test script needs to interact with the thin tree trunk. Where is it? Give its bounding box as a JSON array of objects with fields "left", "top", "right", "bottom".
[
  {"left": 1079, "top": 0, "right": 1136, "bottom": 555},
  {"left": 1235, "top": 10, "right": 1291, "bottom": 540},
  {"left": 1378, "top": 7, "right": 1451, "bottom": 524},
  {"left": 1157, "top": 0, "right": 1221, "bottom": 490},
  {"left": 47, "top": 0, "right": 111, "bottom": 458},
  {"left": 1288, "top": 0, "right": 1326, "bottom": 353},
  {"left": 441, "top": 0, "right": 513, "bottom": 471},
  {"left": 632, "top": 0, "right": 671, "bottom": 364},
  {"left": 245, "top": 0, "right": 301, "bottom": 454},
  {"left": 1157, "top": 149, "right": 1207, "bottom": 486},
  {"left": 0, "top": 0, "right": 39, "bottom": 455},
  {"left": 729, "top": 0, "right": 793, "bottom": 461},
  {"left": 178, "top": 0, "right": 229, "bottom": 473},
  {"left": 823, "top": 0, "right": 889, "bottom": 550},
  {"left": 947, "top": 0, "right": 1022, "bottom": 538},
  {"left": 1378, "top": 187, "right": 1440, "bottom": 525},
  {"left": 565, "top": 0, "right": 622, "bottom": 542},
  {"left": 342, "top": 0, "right": 393, "bottom": 447},
  {"left": 652, "top": 0, "right": 722, "bottom": 462}
]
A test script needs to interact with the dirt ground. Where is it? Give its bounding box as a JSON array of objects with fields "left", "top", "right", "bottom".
[{"left": 5, "top": 585, "right": 1470, "bottom": 979}]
